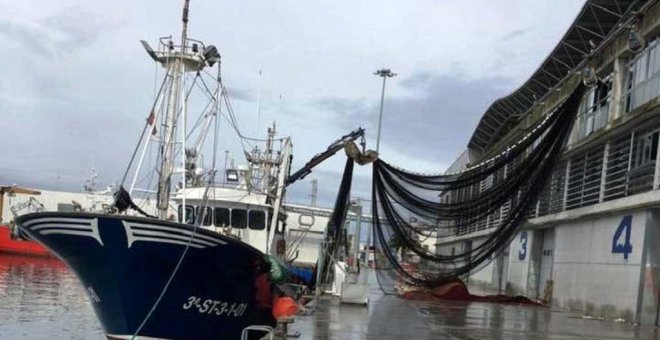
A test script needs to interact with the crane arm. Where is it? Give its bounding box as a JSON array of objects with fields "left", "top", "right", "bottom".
[{"left": 285, "top": 128, "right": 365, "bottom": 186}]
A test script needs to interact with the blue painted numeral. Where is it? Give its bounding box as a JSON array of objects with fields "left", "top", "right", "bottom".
[
  {"left": 518, "top": 231, "right": 527, "bottom": 261},
  {"left": 611, "top": 215, "right": 633, "bottom": 260}
]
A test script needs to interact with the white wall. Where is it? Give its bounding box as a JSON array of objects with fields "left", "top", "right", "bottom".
[
  {"left": 420, "top": 231, "right": 437, "bottom": 254},
  {"left": 469, "top": 260, "right": 495, "bottom": 285},
  {"left": 506, "top": 230, "right": 533, "bottom": 295},
  {"left": 435, "top": 241, "right": 458, "bottom": 256},
  {"left": 552, "top": 210, "right": 646, "bottom": 320},
  {"left": 468, "top": 236, "right": 495, "bottom": 285},
  {"left": 640, "top": 209, "right": 660, "bottom": 325}
]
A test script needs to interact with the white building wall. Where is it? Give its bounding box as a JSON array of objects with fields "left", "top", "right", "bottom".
[
  {"left": 469, "top": 260, "right": 495, "bottom": 285},
  {"left": 468, "top": 236, "right": 495, "bottom": 285},
  {"left": 552, "top": 211, "right": 646, "bottom": 320},
  {"left": 434, "top": 242, "right": 457, "bottom": 256},
  {"left": 640, "top": 209, "right": 660, "bottom": 325},
  {"left": 506, "top": 230, "right": 533, "bottom": 295},
  {"left": 420, "top": 232, "right": 437, "bottom": 255}
]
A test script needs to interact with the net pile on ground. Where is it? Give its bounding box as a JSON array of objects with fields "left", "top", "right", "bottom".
[
  {"left": 400, "top": 278, "right": 540, "bottom": 305},
  {"left": 371, "top": 83, "right": 586, "bottom": 294}
]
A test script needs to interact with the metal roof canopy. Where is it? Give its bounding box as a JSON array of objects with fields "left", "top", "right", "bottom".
[{"left": 467, "top": 0, "right": 647, "bottom": 155}]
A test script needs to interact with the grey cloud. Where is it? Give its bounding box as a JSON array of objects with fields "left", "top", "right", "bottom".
[
  {"left": 0, "top": 7, "right": 101, "bottom": 58},
  {"left": 314, "top": 97, "right": 370, "bottom": 119},
  {"left": 500, "top": 28, "right": 532, "bottom": 42},
  {"left": 0, "top": 21, "right": 50, "bottom": 56},
  {"left": 39, "top": 7, "right": 101, "bottom": 50},
  {"left": 286, "top": 167, "right": 372, "bottom": 208},
  {"left": 0, "top": 166, "right": 90, "bottom": 193},
  {"left": 226, "top": 87, "right": 256, "bottom": 102},
  {"left": 315, "top": 71, "right": 514, "bottom": 168}
]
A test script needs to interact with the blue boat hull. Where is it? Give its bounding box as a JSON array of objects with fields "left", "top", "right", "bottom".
[{"left": 16, "top": 212, "right": 275, "bottom": 340}]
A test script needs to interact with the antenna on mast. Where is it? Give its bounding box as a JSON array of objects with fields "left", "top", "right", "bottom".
[
  {"left": 256, "top": 69, "right": 262, "bottom": 135},
  {"left": 180, "top": 0, "right": 190, "bottom": 52}
]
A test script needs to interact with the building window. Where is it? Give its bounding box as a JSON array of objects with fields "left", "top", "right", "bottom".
[
  {"left": 214, "top": 207, "right": 230, "bottom": 227},
  {"left": 625, "top": 39, "right": 660, "bottom": 112},
  {"left": 249, "top": 210, "right": 266, "bottom": 230},
  {"left": 633, "top": 131, "right": 659, "bottom": 168},
  {"left": 565, "top": 145, "right": 604, "bottom": 210},
  {"left": 627, "top": 130, "right": 658, "bottom": 196},
  {"left": 604, "top": 133, "right": 633, "bottom": 201},
  {"left": 479, "top": 174, "right": 494, "bottom": 193},
  {"left": 231, "top": 209, "right": 247, "bottom": 229},
  {"left": 577, "top": 75, "right": 611, "bottom": 140}
]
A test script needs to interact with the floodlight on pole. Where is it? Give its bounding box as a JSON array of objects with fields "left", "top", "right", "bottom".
[{"left": 374, "top": 68, "right": 396, "bottom": 152}]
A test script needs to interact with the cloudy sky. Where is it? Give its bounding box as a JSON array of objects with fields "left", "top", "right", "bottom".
[{"left": 0, "top": 0, "right": 584, "bottom": 207}]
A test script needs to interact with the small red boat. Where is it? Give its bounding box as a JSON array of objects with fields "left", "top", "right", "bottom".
[
  {"left": 0, "top": 225, "right": 53, "bottom": 257},
  {"left": 0, "top": 185, "right": 54, "bottom": 258}
]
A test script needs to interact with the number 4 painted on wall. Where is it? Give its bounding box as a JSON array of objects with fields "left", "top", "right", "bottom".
[{"left": 611, "top": 215, "right": 633, "bottom": 260}]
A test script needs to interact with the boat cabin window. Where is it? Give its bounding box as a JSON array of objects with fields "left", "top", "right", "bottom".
[
  {"left": 226, "top": 169, "right": 239, "bottom": 182},
  {"left": 249, "top": 210, "right": 266, "bottom": 230},
  {"left": 231, "top": 209, "right": 247, "bottom": 229},
  {"left": 214, "top": 207, "right": 230, "bottom": 227},
  {"left": 196, "top": 206, "right": 212, "bottom": 226},
  {"left": 177, "top": 205, "right": 195, "bottom": 224}
]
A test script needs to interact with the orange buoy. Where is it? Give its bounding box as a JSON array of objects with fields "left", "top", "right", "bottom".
[{"left": 272, "top": 296, "right": 298, "bottom": 319}]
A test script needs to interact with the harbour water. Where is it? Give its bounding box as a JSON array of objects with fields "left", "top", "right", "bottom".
[{"left": 0, "top": 255, "right": 102, "bottom": 339}]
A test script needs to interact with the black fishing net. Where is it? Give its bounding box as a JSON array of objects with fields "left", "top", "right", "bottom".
[
  {"left": 370, "top": 83, "right": 586, "bottom": 294},
  {"left": 113, "top": 186, "right": 157, "bottom": 218},
  {"left": 318, "top": 158, "right": 355, "bottom": 286}
]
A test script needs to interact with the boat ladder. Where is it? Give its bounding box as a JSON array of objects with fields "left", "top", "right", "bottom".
[{"left": 241, "top": 325, "right": 274, "bottom": 340}]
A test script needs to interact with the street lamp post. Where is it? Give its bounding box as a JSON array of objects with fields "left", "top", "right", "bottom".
[{"left": 374, "top": 68, "right": 396, "bottom": 153}]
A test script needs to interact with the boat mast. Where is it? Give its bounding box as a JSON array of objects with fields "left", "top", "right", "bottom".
[{"left": 156, "top": 0, "right": 191, "bottom": 219}]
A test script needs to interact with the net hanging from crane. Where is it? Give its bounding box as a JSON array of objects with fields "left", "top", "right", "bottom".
[
  {"left": 370, "top": 83, "right": 586, "bottom": 293},
  {"left": 318, "top": 157, "right": 355, "bottom": 283}
]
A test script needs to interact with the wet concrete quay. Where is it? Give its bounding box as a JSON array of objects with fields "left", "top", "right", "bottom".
[{"left": 293, "top": 289, "right": 659, "bottom": 340}]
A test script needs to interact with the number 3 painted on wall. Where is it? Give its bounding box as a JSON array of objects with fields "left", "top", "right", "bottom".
[
  {"left": 611, "top": 215, "right": 633, "bottom": 260},
  {"left": 518, "top": 231, "right": 527, "bottom": 261}
]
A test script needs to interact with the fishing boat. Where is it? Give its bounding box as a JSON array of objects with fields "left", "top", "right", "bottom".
[{"left": 15, "top": 1, "right": 289, "bottom": 338}]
